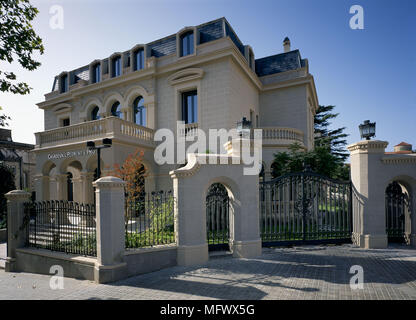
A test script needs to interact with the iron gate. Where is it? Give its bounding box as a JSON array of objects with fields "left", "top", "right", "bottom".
[
  {"left": 260, "top": 170, "right": 352, "bottom": 246},
  {"left": 386, "top": 182, "right": 410, "bottom": 243},
  {"left": 206, "top": 183, "right": 230, "bottom": 251}
]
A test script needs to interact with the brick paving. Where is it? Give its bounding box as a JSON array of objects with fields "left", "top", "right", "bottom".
[{"left": 1, "top": 243, "right": 416, "bottom": 300}]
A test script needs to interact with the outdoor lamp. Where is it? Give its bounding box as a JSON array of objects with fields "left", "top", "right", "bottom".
[
  {"left": 86, "top": 138, "right": 112, "bottom": 179},
  {"left": 102, "top": 138, "right": 112, "bottom": 147},
  {"left": 236, "top": 117, "right": 252, "bottom": 138},
  {"left": 359, "top": 120, "right": 376, "bottom": 140},
  {"left": 86, "top": 141, "right": 95, "bottom": 149}
]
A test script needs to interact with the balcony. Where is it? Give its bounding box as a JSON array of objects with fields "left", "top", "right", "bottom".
[{"left": 35, "top": 117, "right": 155, "bottom": 149}]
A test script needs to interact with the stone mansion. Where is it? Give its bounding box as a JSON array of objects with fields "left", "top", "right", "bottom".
[{"left": 33, "top": 17, "right": 319, "bottom": 203}]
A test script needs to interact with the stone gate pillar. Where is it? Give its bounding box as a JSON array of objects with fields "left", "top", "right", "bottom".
[
  {"left": 347, "top": 140, "right": 389, "bottom": 248},
  {"left": 4, "top": 190, "right": 31, "bottom": 272},
  {"left": 93, "top": 176, "right": 127, "bottom": 283}
]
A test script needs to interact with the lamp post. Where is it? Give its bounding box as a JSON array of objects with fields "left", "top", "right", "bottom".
[
  {"left": 86, "top": 138, "right": 112, "bottom": 179},
  {"left": 236, "top": 117, "right": 252, "bottom": 138},
  {"left": 359, "top": 120, "right": 376, "bottom": 140}
]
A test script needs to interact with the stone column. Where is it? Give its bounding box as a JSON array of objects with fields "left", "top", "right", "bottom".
[
  {"left": 80, "top": 172, "right": 95, "bottom": 204},
  {"left": 93, "top": 176, "right": 127, "bottom": 283},
  {"left": 5, "top": 190, "right": 31, "bottom": 272},
  {"left": 347, "top": 140, "right": 389, "bottom": 248},
  {"left": 145, "top": 102, "right": 155, "bottom": 129},
  {"left": 72, "top": 176, "right": 83, "bottom": 203},
  {"left": 34, "top": 174, "right": 50, "bottom": 201},
  {"left": 54, "top": 174, "right": 68, "bottom": 201}
]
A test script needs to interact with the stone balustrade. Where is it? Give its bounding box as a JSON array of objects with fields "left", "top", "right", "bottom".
[
  {"left": 35, "top": 117, "right": 155, "bottom": 148},
  {"left": 259, "top": 127, "right": 303, "bottom": 142}
]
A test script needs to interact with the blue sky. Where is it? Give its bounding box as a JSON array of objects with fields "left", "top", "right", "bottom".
[{"left": 0, "top": 0, "right": 414, "bottom": 155}]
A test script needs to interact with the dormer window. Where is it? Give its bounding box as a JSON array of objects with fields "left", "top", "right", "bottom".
[
  {"left": 180, "top": 31, "right": 194, "bottom": 57},
  {"left": 134, "top": 48, "right": 144, "bottom": 71},
  {"left": 92, "top": 63, "right": 101, "bottom": 83},
  {"left": 60, "top": 74, "right": 68, "bottom": 93},
  {"left": 249, "top": 51, "right": 254, "bottom": 69},
  {"left": 112, "top": 56, "right": 121, "bottom": 77}
]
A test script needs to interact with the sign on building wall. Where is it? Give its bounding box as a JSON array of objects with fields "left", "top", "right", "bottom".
[{"left": 47, "top": 149, "right": 96, "bottom": 160}]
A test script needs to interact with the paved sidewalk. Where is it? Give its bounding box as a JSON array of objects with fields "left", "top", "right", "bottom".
[{"left": 1, "top": 243, "right": 416, "bottom": 300}]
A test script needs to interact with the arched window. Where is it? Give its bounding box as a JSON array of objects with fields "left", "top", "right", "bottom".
[
  {"left": 111, "top": 102, "right": 123, "bottom": 119},
  {"left": 91, "top": 106, "right": 100, "bottom": 120},
  {"left": 180, "top": 31, "right": 194, "bottom": 57},
  {"left": 133, "top": 96, "right": 146, "bottom": 126}
]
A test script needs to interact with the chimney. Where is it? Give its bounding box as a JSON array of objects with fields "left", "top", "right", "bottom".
[{"left": 283, "top": 37, "right": 291, "bottom": 53}]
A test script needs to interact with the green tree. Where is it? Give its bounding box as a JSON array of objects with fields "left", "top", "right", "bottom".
[
  {"left": 271, "top": 143, "right": 344, "bottom": 179},
  {"left": 0, "top": 107, "right": 11, "bottom": 127},
  {"left": 0, "top": 0, "right": 44, "bottom": 98},
  {"left": 314, "top": 105, "right": 349, "bottom": 162},
  {"left": 0, "top": 164, "right": 16, "bottom": 228}
]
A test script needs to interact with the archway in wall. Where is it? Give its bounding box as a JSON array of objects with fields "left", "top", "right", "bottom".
[
  {"left": 206, "top": 183, "right": 230, "bottom": 251},
  {"left": 385, "top": 181, "right": 411, "bottom": 244},
  {"left": 62, "top": 160, "right": 82, "bottom": 202}
]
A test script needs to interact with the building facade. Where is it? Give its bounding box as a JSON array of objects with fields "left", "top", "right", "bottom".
[
  {"left": 0, "top": 128, "right": 35, "bottom": 192},
  {"left": 34, "top": 17, "right": 319, "bottom": 203}
]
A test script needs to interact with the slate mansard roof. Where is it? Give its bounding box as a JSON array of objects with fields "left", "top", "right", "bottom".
[
  {"left": 51, "top": 18, "right": 306, "bottom": 90},
  {"left": 255, "top": 50, "right": 306, "bottom": 77}
]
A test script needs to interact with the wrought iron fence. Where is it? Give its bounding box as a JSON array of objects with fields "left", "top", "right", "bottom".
[
  {"left": 125, "top": 191, "right": 175, "bottom": 248},
  {"left": 206, "top": 183, "right": 230, "bottom": 251},
  {"left": 0, "top": 209, "right": 6, "bottom": 230},
  {"left": 260, "top": 170, "right": 352, "bottom": 245},
  {"left": 385, "top": 182, "right": 409, "bottom": 243},
  {"left": 24, "top": 200, "right": 96, "bottom": 256}
]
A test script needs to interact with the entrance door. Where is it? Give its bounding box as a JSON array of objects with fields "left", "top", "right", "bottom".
[{"left": 206, "top": 183, "right": 230, "bottom": 251}]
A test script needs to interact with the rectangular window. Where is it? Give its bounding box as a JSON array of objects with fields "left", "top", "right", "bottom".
[
  {"left": 181, "top": 32, "right": 194, "bottom": 57},
  {"left": 182, "top": 91, "right": 197, "bottom": 124},
  {"left": 62, "top": 118, "right": 70, "bottom": 127},
  {"left": 112, "top": 57, "right": 121, "bottom": 77},
  {"left": 135, "top": 49, "right": 144, "bottom": 71},
  {"left": 93, "top": 64, "right": 100, "bottom": 83},
  {"left": 60, "top": 74, "right": 68, "bottom": 93}
]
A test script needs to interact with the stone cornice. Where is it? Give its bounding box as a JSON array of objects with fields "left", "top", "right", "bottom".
[
  {"left": 347, "top": 140, "right": 389, "bottom": 153},
  {"left": 169, "top": 153, "right": 242, "bottom": 179},
  {"left": 381, "top": 155, "right": 416, "bottom": 165}
]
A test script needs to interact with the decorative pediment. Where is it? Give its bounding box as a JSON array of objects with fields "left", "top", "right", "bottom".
[
  {"left": 53, "top": 103, "right": 73, "bottom": 115},
  {"left": 167, "top": 68, "right": 204, "bottom": 86}
]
